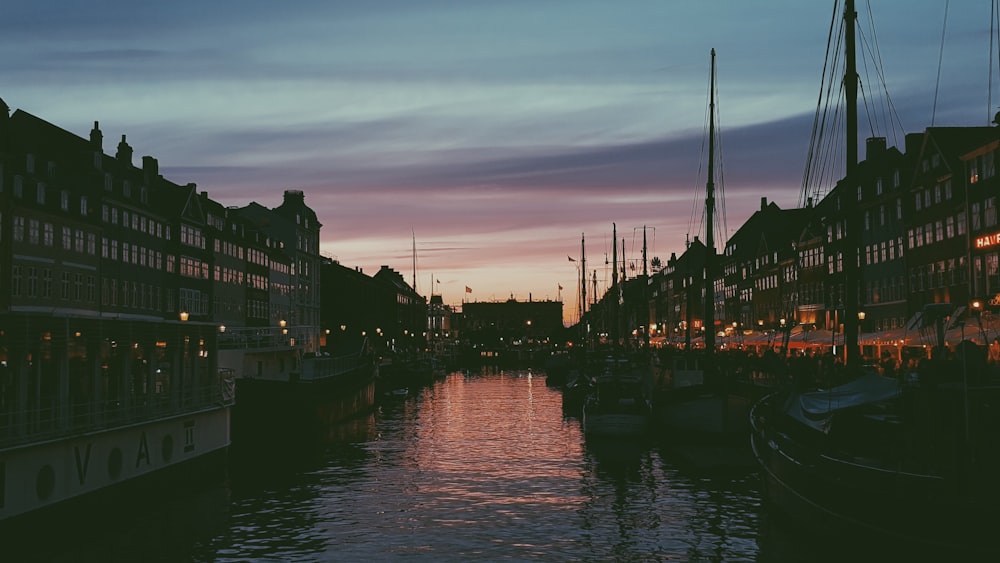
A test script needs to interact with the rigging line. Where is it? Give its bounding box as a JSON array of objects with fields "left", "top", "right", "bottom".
[
  {"left": 802, "top": 3, "right": 844, "bottom": 206},
  {"left": 713, "top": 61, "right": 729, "bottom": 249},
  {"left": 931, "top": 0, "right": 950, "bottom": 127},
  {"left": 992, "top": 0, "right": 999, "bottom": 122},
  {"left": 864, "top": 0, "right": 905, "bottom": 148}
]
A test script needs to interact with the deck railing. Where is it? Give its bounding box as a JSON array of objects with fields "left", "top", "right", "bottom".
[{"left": 0, "top": 375, "right": 236, "bottom": 450}]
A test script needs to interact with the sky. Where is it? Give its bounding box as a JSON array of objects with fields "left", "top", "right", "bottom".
[{"left": 2, "top": 1, "right": 997, "bottom": 325}]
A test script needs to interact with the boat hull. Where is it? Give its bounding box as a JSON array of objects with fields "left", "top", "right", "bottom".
[
  {"left": 750, "top": 393, "right": 999, "bottom": 557},
  {"left": 233, "top": 365, "right": 376, "bottom": 447},
  {"left": 582, "top": 412, "right": 650, "bottom": 438},
  {"left": 0, "top": 406, "right": 230, "bottom": 524}
]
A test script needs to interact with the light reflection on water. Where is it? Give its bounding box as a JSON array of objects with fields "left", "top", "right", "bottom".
[
  {"left": 211, "top": 369, "right": 762, "bottom": 561},
  {"left": 4, "top": 369, "right": 767, "bottom": 561}
]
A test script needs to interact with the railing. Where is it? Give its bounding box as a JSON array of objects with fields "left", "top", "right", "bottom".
[
  {"left": 299, "top": 353, "right": 370, "bottom": 381},
  {"left": 0, "top": 375, "right": 236, "bottom": 450}
]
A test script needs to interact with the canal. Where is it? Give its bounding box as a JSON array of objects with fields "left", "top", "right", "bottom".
[{"left": 12, "top": 370, "right": 814, "bottom": 561}]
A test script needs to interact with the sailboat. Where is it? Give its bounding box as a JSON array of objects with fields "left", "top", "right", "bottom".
[
  {"left": 655, "top": 50, "right": 754, "bottom": 463},
  {"left": 581, "top": 223, "right": 654, "bottom": 438},
  {"left": 749, "top": 1, "right": 1000, "bottom": 557}
]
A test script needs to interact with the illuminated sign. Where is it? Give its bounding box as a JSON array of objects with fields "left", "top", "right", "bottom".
[{"left": 975, "top": 231, "right": 1000, "bottom": 248}]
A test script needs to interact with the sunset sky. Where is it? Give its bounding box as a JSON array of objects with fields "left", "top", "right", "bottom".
[{"left": 2, "top": 1, "right": 995, "bottom": 324}]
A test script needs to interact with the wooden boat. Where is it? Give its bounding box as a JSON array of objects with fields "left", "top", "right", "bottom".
[
  {"left": 750, "top": 359, "right": 1000, "bottom": 557},
  {"left": 582, "top": 356, "right": 653, "bottom": 438}
]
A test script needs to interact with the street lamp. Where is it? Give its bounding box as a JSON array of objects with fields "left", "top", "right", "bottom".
[{"left": 179, "top": 311, "right": 189, "bottom": 322}]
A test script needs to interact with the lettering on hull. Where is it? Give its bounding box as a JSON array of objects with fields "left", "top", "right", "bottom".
[{"left": 74, "top": 443, "right": 92, "bottom": 485}]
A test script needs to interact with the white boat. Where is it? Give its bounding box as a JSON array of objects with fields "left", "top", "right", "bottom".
[{"left": 0, "top": 316, "right": 234, "bottom": 523}]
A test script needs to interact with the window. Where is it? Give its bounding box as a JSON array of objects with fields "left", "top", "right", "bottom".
[
  {"left": 915, "top": 192, "right": 922, "bottom": 211},
  {"left": 11, "top": 265, "right": 22, "bottom": 296},
  {"left": 28, "top": 219, "right": 39, "bottom": 244},
  {"left": 42, "top": 269, "right": 52, "bottom": 298},
  {"left": 80, "top": 196, "right": 88, "bottom": 217},
  {"left": 62, "top": 226, "right": 71, "bottom": 250},
  {"left": 36, "top": 182, "right": 46, "bottom": 204},
  {"left": 26, "top": 267, "right": 37, "bottom": 297},
  {"left": 61, "top": 190, "right": 69, "bottom": 210},
  {"left": 43, "top": 223, "right": 53, "bottom": 247},
  {"left": 74, "top": 230, "right": 84, "bottom": 253}
]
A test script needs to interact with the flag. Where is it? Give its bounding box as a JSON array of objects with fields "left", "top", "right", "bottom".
[
  {"left": 567, "top": 255, "right": 576, "bottom": 262},
  {"left": 465, "top": 286, "right": 472, "bottom": 293},
  {"left": 558, "top": 284, "right": 563, "bottom": 290},
  {"left": 436, "top": 279, "right": 440, "bottom": 284}
]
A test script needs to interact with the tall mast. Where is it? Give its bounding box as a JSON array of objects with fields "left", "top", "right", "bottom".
[
  {"left": 580, "top": 233, "right": 587, "bottom": 323},
  {"left": 412, "top": 229, "right": 417, "bottom": 293},
  {"left": 612, "top": 223, "right": 619, "bottom": 346},
  {"left": 843, "top": 0, "right": 860, "bottom": 370},
  {"left": 704, "top": 48, "right": 717, "bottom": 362}
]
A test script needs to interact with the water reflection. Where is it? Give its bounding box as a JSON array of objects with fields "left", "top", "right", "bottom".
[{"left": 5, "top": 370, "right": 774, "bottom": 561}]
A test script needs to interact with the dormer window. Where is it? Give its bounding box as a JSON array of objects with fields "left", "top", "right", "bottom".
[
  {"left": 123, "top": 180, "right": 131, "bottom": 197},
  {"left": 47, "top": 161, "right": 56, "bottom": 177},
  {"left": 26, "top": 154, "right": 34, "bottom": 174},
  {"left": 104, "top": 173, "right": 112, "bottom": 191},
  {"left": 36, "top": 182, "right": 46, "bottom": 204},
  {"left": 140, "top": 186, "right": 148, "bottom": 204},
  {"left": 61, "top": 190, "right": 69, "bottom": 210},
  {"left": 80, "top": 196, "right": 88, "bottom": 217}
]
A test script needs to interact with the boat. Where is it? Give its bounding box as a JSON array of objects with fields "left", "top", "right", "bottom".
[
  {"left": 0, "top": 317, "right": 234, "bottom": 526},
  {"left": 543, "top": 349, "right": 573, "bottom": 387},
  {"left": 749, "top": 1, "right": 1000, "bottom": 556},
  {"left": 221, "top": 332, "right": 377, "bottom": 447},
  {"left": 582, "top": 355, "right": 653, "bottom": 437},
  {"left": 654, "top": 50, "right": 756, "bottom": 466},
  {"left": 750, "top": 310, "right": 1000, "bottom": 556},
  {"left": 581, "top": 224, "right": 654, "bottom": 438}
]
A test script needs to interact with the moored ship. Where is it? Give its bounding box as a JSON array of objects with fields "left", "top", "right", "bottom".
[{"left": 0, "top": 315, "right": 234, "bottom": 524}]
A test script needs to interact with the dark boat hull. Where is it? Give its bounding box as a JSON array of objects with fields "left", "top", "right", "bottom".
[{"left": 750, "top": 392, "right": 998, "bottom": 558}]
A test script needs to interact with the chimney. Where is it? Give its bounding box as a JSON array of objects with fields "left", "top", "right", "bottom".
[
  {"left": 761, "top": 197, "right": 768, "bottom": 210},
  {"left": 283, "top": 190, "right": 305, "bottom": 206},
  {"left": 905, "top": 133, "right": 923, "bottom": 159},
  {"left": 90, "top": 121, "right": 103, "bottom": 150},
  {"left": 866, "top": 137, "right": 887, "bottom": 160},
  {"left": 807, "top": 197, "right": 813, "bottom": 208},
  {"left": 116, "top": 134, "right": 133, "bottom": 166},
  {"left": 142, "top": 155, "right": 158, "bottom": 184}
]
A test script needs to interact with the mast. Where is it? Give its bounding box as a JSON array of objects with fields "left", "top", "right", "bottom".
[
  {"left": 612, "top": 223, "right": 619, "bottom": 347},
  {"left": 704, "top": 48, "right": 717, "bottom": 365},
  {"left": 412, "top": 230, "right": 417, "bottom": 294},
  {"left": 843, "top": 0, "right": 861, "bottom": 370},
  {"left": 580, "top": 233, "right": 587, "bottom": 323}
]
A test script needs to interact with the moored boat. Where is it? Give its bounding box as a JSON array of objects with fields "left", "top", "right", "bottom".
[
  {"left": 750, "top": 361, "right": 1000, "bottom": 557},
  {"left": 0, "top": 316, "right": 234, "bottom": 525},
  {"left": 582, "top": 355, "right": 653, "bottom": 438}
]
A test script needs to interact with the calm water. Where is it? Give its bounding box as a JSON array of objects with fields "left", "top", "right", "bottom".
[{"left": 13, "top": 370, "right": 791, "bottom": 562}]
